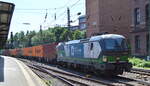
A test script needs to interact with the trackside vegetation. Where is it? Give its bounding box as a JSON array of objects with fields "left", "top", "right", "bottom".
[
  {"left": 43, "top": 79, "right": 52, "bottom": 86},
  {"left": 7, "top": 27, "right": 86, "bottom": 49},
  {"left": 129, "top": 57, "right": 150, "bottom": 69}
]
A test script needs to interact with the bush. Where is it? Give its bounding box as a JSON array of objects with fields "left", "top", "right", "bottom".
[
  {"left": 129, "top": 57, "right": 150, "bottom": 68},
  {"left": 143, "top": 62, "right": 150, "bottom": 67}
]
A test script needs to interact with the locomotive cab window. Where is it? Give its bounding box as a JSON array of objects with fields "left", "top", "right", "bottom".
[
  {"left": 120, "top": 39, "right": 128, "bottom": 49},
  {"left": 104, "top": 39, "right": 117, "bottom": 50},
  {"left": 90, "top": 43, "right": 93, "bottom": 50},
  {"left": 104, "top": 38, "right": 128, "bottom": 50}
]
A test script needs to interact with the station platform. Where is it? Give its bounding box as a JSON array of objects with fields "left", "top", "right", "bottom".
[{"left": 0, "top": 55, "right": 46, "bottom": 86}]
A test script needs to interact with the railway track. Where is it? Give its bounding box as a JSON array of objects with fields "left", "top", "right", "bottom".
[
  {"left": 29, "top": 64, "right": 88, "bottom": 86},
  {"left": 131, "top": 68, "right": 150, "bottom": 76},
  {"left": 19, "top": 58, "right": 150, "bottom": 86},
  {"left": 28, "top": 63, "right": 115, "bottom": 86},
  {"left": 117, "top": 68, "right": 150, "bottom": 86},
  {"left": 116, "top": 75, "right": 150, "bottom": 86}
]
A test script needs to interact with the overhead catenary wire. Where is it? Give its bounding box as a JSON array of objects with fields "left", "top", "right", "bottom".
[
  {"left": 15, "top": 0, "right": 82, "bottom": 21},
  {"left": 48, "top": 0, "right": 82, "bottom": 25},
  {"left": 44, "top": 9, "right": 48, "bottom": 22},
  {"left": 48, "top": 10, "right": 67, "bottom": 25},
  {"left": 70, "top": 0, "right": 81, "bottom": 8},
  {"left": 14, "top": 0, "right": 84, "bottom": 30}
]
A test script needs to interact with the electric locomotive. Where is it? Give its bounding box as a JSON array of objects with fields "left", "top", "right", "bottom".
[{"left": 56, "top": 34, "right": 132, "bottom": 75}]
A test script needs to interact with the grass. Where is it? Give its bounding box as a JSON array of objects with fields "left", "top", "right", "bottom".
[
  {"left": 129, "top": 57, "right": 150, "bottom": 69},
  {"left": 43, "top": 79, "right": 52, "bottom": 86},
  {"left": 132, "top": 66, "right": 150, "bottom": 70}
]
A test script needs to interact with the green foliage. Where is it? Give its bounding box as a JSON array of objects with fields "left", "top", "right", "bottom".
[
  {"left": 8, "top": 26, "right": 86, "bottom": 48},
  {"left": 32, "top": 30, "right": 55, "bottom": 45},
  {"left": 60, "top": 29, "right": 71, "bottom": 42},
  {"left": 72, "top": 30, "right": 82, "bottom": 40},
  {"left": 43, "top": 79, "right": 52, "bottom": 86},
  {"left": 52, "top": 27, "right": 70, "bottom": 42},
  {"left": 129, "top": 57, "right": 150, "bottom": 68}
]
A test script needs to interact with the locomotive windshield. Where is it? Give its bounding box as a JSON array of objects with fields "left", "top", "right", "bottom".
[{"left": 104, "top": 38, "right": 128, "bottom": 50}]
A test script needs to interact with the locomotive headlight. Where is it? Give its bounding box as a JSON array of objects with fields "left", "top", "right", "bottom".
[
  {"left": 116, "top": 57, "right": 120, "bottom": 60},
  {"left": 103, "top": 56, "right": 107, "bottom": 62}
]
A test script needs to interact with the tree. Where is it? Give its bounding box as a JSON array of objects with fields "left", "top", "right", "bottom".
[
  {"left": 42, "top": 30, "right": 55, "bottom": 43},
  {"left": 72, "top": 30, "right": 86, "bottom": 40},
  {"left": 60, "top": 29, "right": 71, "bottom": 42},
  {"left": 26, "top": 31, "right": 36, "bottom": 46},
  {"left": 52, "top": 27, "right": 66, "bottom": 42},
  {"left": 18, "top": 31, "right": 26, "bottom": 47},
  {"left": 8, "top": 26, "right": 86, "bottom": 48}
]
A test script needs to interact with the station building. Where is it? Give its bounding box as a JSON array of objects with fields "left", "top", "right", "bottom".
[
  {"left": 86, "top": 0, "right": 150, "bottom": 57},
  {"left": 79, "top": 15, "right": 87, "bottom": 30}
]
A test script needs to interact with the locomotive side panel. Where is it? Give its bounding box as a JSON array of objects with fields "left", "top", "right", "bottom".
[
  {"left": 83, "top": 43, "right": 90, "bottom": 58},
  {"left": 90, "top": 42, "right": 102, "bottom": 59},
  {"left": 57, "top": 41, "right": 102, "bottom": 66},
  {"left": 69, "top": 43, "right": 84, "bottom": 58}
]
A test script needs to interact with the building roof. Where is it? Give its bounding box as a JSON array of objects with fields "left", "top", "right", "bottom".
[
  {"left": 79, "top": 15, "right": 86, "bottom": 19},
  {"left": 0, "top": 1, "right": 15, "bottom": 49}
]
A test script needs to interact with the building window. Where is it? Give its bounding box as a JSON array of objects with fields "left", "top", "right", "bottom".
[
  {"left": 80, "top": 24, "right": 87, "bottom": 29},
  {"left": 135, "top": 35, "right": 140, "bottom": 50},
  {"left": 147, "top": 34, "right": 149, "bottom": 53},
  {"left": 145, "top": 4, "right": 149, "bottom": 25},
  {"left": 134, "top": 8, "right": 140, "bottom": 26},
  {"left": 79, "top": 18, "right": 86, "bottom": 23}
]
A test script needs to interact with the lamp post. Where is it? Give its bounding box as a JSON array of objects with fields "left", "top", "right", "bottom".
[{"left": 0, "top": 1, "right": 15, "bottom": 49}]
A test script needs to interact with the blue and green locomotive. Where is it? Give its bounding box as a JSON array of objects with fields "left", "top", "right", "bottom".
[{"left": 56, "top": 34, "right": 132, "bottom": 75}]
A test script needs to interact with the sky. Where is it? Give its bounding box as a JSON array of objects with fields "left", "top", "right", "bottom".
[{"left": 0, "top": 0, "right": 85, "bottom": 36}]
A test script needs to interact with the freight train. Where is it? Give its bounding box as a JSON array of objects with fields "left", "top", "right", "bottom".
[{"left": 0, "top": 34, "right": 132, "bottom": 75}]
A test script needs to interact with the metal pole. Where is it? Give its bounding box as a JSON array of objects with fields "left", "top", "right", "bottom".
[
  {"left": 67, "top": 7, "right": 71, "bottom": 30},
  {"left": 67, "top": 7, "right": 71, "bottom": 40},
  {"left": 10, "top": 32, "right": 14, "bottom": 49}
]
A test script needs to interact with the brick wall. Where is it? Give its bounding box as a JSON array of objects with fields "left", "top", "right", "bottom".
[{"left": 86, "top": 0, "right": 150, "bottom": 57}]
